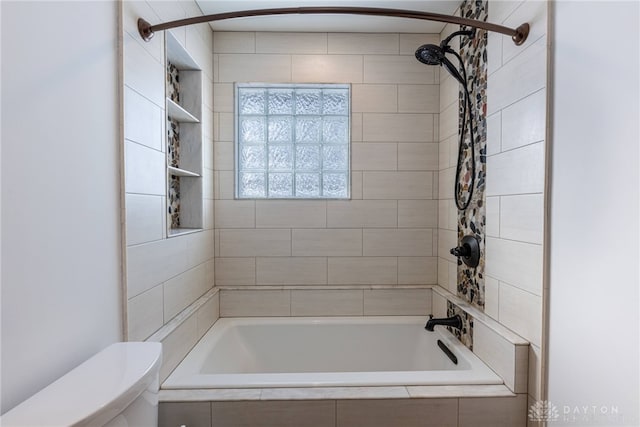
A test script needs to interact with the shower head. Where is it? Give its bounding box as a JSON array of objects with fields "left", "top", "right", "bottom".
[
  {"left": 415, "top": 44, "right": 466, "bottom": 85},
  {"left": 414, "top": 29, "right": 475, "bottom": 86},
  {"left": 414, "top": 44, "right": 445, "bottom": 66}
]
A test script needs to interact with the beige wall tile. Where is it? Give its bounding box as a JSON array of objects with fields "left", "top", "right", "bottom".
[
  {"left": 398, "top": 257, "right": 438, "bottom": 284},
  {"left": 351, "top": 112, "right": 363, "bottom": 142},
  {"left": 352, "top": 84, "right": 397, "bottom": 113},
  {"left": 255, "top": 201, "right": 326, "bottom": 228},
  {"left": 213, "top": 83, "right": 233, "bottom": 113},
  {"left": 486, "top": 142, "right": 545, "bottom": 196},
  {"left": 437, "top": 229, "right": 457, "bottom": 263},
  {"left": 220, "top": 290, "right": 290, "bottom": 317},
  {"left": 363, "top": 229, "right": 433, "bottom": 256},
  {"left": 292, "top": 229, "right": 362, "bottom": 256},
  {"left": 501, "top": 0, "right": 548, "bottom": 64},
  {"left": 485, "top": 237, "right": 543, "bottom": 296},
  {"left": 256, "top": 32, "right": 327, "bottom": 54},
  {"left": 219, "top": 229, "right": 291, "bottom": 257},
  {"left": 217, "top": 112, "right": 234, "bottom": 141},
  {"left": 398, "top": 85, "right": 439, "bottom": 113},
  {"left": 439, "top": 101, "right": 458, "bottom": 141},
  {"left": 215, "top": 200, "right": 255, "bottom": 228},
  {"left": 127, "top": 285, "right": 163, "bottom": 341},
  {"left": 352, "top": 143, "right": 397, "bottom": 171},
  {"left": 125, "top": 141, "right": 165, "bottom": 195},
  {"left": 458, "top": 395, "right": 527, "bottom": 427},
  {"left": 292, "top": 54, "right": 363, "bottom": 83},
  {"left": 291, "top": 289, "right": 363, "bottom": 316},
  {"left": 213, "top": 32, "right": 255, "bottom": 53},
  {"left": 500, "top": 194, "right": 544, "bottom": 244},
  {"left": 487, "top": 36, "right": 546, "bottom": 115},
  {"left": 126, "top": 194, "right": 164, "bottom": 246},
  {"left": 159, "top": 402, "right": 211, "bottom": 427},
  {"left": 397, "top": 143, "right": 439, "bottom": 171},
  {"left": 499, "top": 283, "right": 543, "bottom": 346},
  {"left": 211, "top": 400, "right": 335, "bottom": 427},
  {"left": 439, "top": 73, "right": 458, "bottom": 112},
  {"left": 196, "top": 292, "right": 219, "bottom": 337},
  {"left": 364, "top": 56, "right": 436, "bottom": 84},
  {"left": 327, "top": 200, "right": 397, "bottom": 228},
  {"left": 363, "top": 113, "right": 434, "bottom": 142},
  {"left": 432, "top": 291, "right": 447, "bottom": 318},
  {"left": 485, "top": 196, "right": 500, "bottom": 238},
  {"left": 399, "top": 34, "right": 439, "bottom": 55},
  {"left": 124, "top": 86, "right": 163, "bottom": 151},
  {"left": 127, "top": 237, "right": 188, "bottom": 298},
  {"left": 336, "top": 399, "right": 457, "bottom": 427},
  {"left": 218, "top": 54, "right": 291, "bottom": 83},
  {"left": 123, "top": 33, "right": 165, "bottom": 107},
  {"left": 256, "top": 257, "right": 327, "bottom": 285},
  {"left": 351, "top": 171, "right": 363, "bottom": 199},
  {"left": 486, "top": 111, "right": 502, "bottom": 156},
  {"left": 398, "top": 200, "right": 438, "bottom": 228},
  {"left": 329, "top": 33, "right": 399, "bottom": 54},
  {"left": 163, "top": 263, "right": 208, "bottom": 321},
  {"left": 436, "top": 256, "right": 448, "bottom": 290},
  {"left": 484, "top": 275, "right": 500, "bottom": 320},
  {"left": 363, "top": 289, "right": 432, "bottom": 315},
  {"left": 215, "top": 257, "right": 255, "bottom": 286},
  {"left": 501, "top": 89, "right": 546, "bottom": 151},
  {"left": 214, "top": 140, "right": 233, "bottom": 170},
  {"left": 363, "top": 172, "right": 433, "bottom": 199},
  {"left": 328, "top": 257, "right": 397, "bottom": 285}
]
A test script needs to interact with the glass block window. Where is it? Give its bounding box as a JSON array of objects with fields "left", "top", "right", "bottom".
[{"left": 236, "top": 83, "right": 350, "bottom": 199}]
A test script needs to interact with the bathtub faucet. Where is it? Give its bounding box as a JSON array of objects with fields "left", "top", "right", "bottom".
[{"left": 424, "top": 314, "right": 463, "bottom": 331}]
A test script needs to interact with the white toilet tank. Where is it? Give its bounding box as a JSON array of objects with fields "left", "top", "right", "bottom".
[{"left": 1, "top": 342, "right": 162, "bottom": 427}]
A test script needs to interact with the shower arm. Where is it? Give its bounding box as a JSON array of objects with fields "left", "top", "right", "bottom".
[{"left": 137, "top": 6, "right": 529, "bottom": 46}]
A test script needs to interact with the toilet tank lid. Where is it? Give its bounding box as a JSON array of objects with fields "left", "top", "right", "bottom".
[{"left": 1, "top": 342, "right": 162, "bottom": 427}]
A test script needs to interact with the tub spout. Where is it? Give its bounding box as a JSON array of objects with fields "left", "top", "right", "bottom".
[{"left": 425, "top": 314, "right": 463, "bottom": 331}]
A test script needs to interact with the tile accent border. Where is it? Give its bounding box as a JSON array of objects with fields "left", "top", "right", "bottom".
[
  {"left": 457, "top": 0, "right": 489, "bottom": 309},
  {"left": 447, "top": 300, "right": 473, "bottom": 350}
]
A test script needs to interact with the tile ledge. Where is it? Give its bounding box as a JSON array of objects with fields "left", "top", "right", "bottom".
[
  {"left": 159, "top": 384, "right": 515, "bottom": 402},
  {"left": 432, "top": 285, "right": 529, "bottom": 345},
  {"left": 217, "top": 284, "right": 436, "bottom": 291}
]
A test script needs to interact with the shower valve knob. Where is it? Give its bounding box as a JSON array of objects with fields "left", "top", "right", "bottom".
[{"left": 450, "top": 235, "right": 480, "bottom": 268}]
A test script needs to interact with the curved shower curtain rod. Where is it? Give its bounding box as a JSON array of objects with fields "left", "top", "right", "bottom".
[{"left": 138, "top": 6, "right": 529, "bottom": 46}]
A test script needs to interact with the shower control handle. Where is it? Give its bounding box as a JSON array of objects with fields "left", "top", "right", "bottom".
[{"left": 450, "top": 235, "right": 480, "bottom": 269}]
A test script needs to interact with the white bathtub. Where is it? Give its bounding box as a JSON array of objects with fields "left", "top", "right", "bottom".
[{"left": 163, "top": 316, "right": 502, "bottom": 389}]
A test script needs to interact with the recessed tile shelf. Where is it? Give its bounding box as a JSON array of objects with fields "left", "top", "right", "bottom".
[
  {"left": 165, "top": 32, "right": 204, "bottom": 236},
  {"left": 168, "top": 227, "right": 203, "bottom": 237},
  {"left": 167, "top": 98, "right": 200, "bottom": 123},
  {"left": 168, "top": 166, "right": 200, "bottom": 178}
]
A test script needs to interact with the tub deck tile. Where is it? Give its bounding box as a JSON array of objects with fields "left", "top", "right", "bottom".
[
  {"left": 260, "top": 386, "right": 410, "bottom": 400},
  {"left": 160, "top": 388, "right": 262, "bottom": 402},
  {"left": 406, "top": 384, "right": 515, "bottom": 398}
]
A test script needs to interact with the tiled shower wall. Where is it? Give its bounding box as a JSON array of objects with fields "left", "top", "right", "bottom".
[
  {"left": 122, "top": 0, "right": 216, "bottom": 342},
  {"left": 212, "top": 32, "right": 441, "bottom": 294},
  {"left": 437, "top": 0, "right": 548, "bottom": 409}
]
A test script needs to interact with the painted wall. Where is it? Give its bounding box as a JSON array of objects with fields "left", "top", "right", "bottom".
[
  {"left": 212, "top": 31, "right": 440, "bottom": 301},
  {"left": 0, "top": 1, "right": 121, "bottom": 413},
  {"left": 548, "top": 1, "right": 639, "bottom": 425},
  {"left": 438, "top": 0, "right": 548, "bottom": 408},
  {"left": 122, "top": 0, "right": 215, "bottom": 341}
]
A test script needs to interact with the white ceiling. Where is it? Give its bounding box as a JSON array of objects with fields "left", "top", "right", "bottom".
[{"left": 194, "top": 1, "right": 459, "bottom": 33}]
